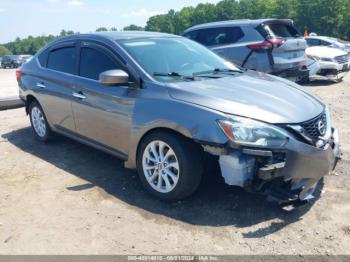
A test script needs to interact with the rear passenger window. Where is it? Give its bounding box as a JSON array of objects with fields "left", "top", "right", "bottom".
[
  {"left": 183, "top": 31, "right": 198, "bottom": 40},
  {"left": 306, "top": 38, "right": 320, "bottom": 46},
  {"left": 197, "top": 27, "right": 244, "bottom": 46},
  {"left": 320, "top": 40, "right": 331, "bottom": 46},
  {"left": 38, "top": 49, "right": 49, "bottom": 67},
  {"left": 265, "top": 23, "right": 300, "bottom": 38},
  {"left": 79, "top": 47, "right": 121, "bottom": 80},
  {"left": 47, "top": 47, "right": 76, "bottom": 74}
]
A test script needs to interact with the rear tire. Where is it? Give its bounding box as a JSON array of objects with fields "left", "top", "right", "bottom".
[
  {"left": 137, "top": 131, "right": 203, "bottom": 201},
  {"left": 29, "top": 100, "right": 52, "bottom": 142}
]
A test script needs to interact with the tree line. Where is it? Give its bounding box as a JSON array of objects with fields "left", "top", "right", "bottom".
[{"left": 1, "top": 0, "right": 349, "bottom": 56}]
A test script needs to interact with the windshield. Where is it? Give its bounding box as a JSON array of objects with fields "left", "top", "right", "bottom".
[{"left": 117, "top": 37, "right": 239, "bottom": 82}]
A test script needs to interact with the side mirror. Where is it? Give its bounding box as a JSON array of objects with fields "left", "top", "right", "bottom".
[{"left": 99, "top": 69, "right": 129, "bottom": 86}]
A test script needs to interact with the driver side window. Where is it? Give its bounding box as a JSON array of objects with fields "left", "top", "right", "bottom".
[{"left": 79, "top": 46, "right": 122, "bottom": 80}]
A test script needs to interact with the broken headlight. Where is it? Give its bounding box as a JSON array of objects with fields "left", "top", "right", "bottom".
[{"left": 218, "top": 116, "right": 289, "bottom": 147}]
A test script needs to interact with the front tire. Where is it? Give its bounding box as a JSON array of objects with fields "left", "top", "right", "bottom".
[
  {"left": 137, "top": 132, "right": 203, "bottom": 201},
  {"left": 29, "top": 100, "right": 52, "bottom": 142}
]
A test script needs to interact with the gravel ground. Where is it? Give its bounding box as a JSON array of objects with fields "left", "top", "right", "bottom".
[{"left": 0, "top": 72, "right": 349, "bottom": 255}]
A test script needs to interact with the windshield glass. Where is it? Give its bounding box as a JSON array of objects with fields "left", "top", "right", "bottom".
[{"left": 117, "top": 37, "right": 239, "bottom": 81}]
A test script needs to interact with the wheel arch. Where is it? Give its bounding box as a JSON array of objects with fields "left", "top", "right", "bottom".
[
  {"left": 136, "top": 126, "right": 196, "bottom": 156},
  {"left": 125, "top": 123, "right": 198, "bottom": 170},
  {"left": 25, "top": 94, "right": 39, "bottom": 114}
]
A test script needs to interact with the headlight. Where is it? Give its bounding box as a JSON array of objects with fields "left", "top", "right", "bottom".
[
  {"left": 323, "top": 106, "right": 332, "bottom": 139},
  {"left": 320, "top": 57, "right": 333, "bottom": 62},
  {"left": 218, "top": 116, "right": 289, "bottom": 147},
  {"left": 306, "top": 55, "right": 317, "bottom": 61}
]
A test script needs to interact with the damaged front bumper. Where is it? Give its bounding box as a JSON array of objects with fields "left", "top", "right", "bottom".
[
  {"left": 308, "top": 60, "right": 349, "bottom": 81},
  {"left": 214, "top": 127, "right": 341, "bottom": 207}
]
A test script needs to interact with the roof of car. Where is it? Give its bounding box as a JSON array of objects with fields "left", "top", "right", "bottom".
[
  {"left": 183, "top": 18, "right": 293, "bottom": 33},
  {"left": 57, "top": 31, "right": 179, "bottom": 42},
  {"left": 306, "top": 36, "right": 336, "bottom": 41}
]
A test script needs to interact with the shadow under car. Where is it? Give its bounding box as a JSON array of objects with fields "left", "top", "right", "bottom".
[{"left": 1, "top": 126, "right": 322, "bottom": 237}]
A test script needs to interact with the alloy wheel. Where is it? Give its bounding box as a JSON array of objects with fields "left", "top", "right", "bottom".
[
  {"left": 31, "top": 106, "right": 46, "bottom": 138},
  {"left": 142, "top": 140, "right": 180, "bottom": 193}
]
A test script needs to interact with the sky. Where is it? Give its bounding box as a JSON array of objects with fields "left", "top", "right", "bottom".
[{"left": 0, "top": 0, "right": 221, "bottom": 44}]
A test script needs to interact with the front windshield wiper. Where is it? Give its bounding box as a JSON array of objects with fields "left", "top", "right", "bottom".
[
  {"left": 193, "top": 68, "right": 244, "bottom": 77},
  {"left": 153, "top": 72, "right": 195, "bottom": 81}
]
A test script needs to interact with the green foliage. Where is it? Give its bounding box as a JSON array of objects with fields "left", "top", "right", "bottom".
[
  {"left": 3, "top": 0, "right": 350, "bottom": 55},
  {"left": 4, "top": 35, "right": 57, "bottom": 55},
  {"left": 145, "top": 12, "right": 176, "bottom": 33},
  {"left": 123, "top": 24, "right": 144, "bottom": 31},
  {"left": 0, "top": 45, "right": 12, "bottom": 56},
  {"left": 96, "top": 27, "right": 108, "bottom": 32},
  {"left": 141, "top": 0, "right": 350, "bottom": 39}
]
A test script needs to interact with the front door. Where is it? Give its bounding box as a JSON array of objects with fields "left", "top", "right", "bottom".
[{"left": 71, "top": 41, "right": 136, "bottom": 155}]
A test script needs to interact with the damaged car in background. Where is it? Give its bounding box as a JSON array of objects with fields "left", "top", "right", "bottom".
[
  {"left": 17, "top": 32, "right": 341, "bottom": 208},
  {"left": 306, "top": 46, "right": 349, "bottom": 82},
  {"left": 306, "top": 35, "right": 350, "bottom": 54},
  {"left": 183, "top": 19, "right": 309, "bottom": 83}
]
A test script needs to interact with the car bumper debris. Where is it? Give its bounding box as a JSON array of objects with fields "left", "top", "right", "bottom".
[
  {"left": 216, "top": 125, "right": 341, "bottom": 209},
  {"left": 307, "top": 60, "right": 349, "bottom": 82}
]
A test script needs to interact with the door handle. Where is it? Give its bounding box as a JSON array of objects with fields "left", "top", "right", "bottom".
[
  {"left": 72, "top": 92, "right": 86, "bottom": 100},
  {"left": 36, "top": 82, "right": 46, "bottom": 88}
]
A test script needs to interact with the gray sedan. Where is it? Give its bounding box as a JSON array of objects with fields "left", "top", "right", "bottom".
[{"left": 17, "top": 32, "right": 340, "bottom": 207}]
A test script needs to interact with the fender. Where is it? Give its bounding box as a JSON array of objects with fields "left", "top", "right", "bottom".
[{"left": 124, "top": 97, "right": 229, "bottom": 169}]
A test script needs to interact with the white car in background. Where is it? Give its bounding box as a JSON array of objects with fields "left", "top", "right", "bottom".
[
  {"left": 305, "top": 35, "right": 350, "bottom": 53},
  {"left": 305, "top": 46, "right": 349, "bottom": 82}
]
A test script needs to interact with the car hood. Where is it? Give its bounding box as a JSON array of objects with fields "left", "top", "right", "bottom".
[
  {"left": 306, "top": 46, "right": 347, "bottom": 58},
  {"left": 167, "top": 70, "right": 324, "bottom": 124}
]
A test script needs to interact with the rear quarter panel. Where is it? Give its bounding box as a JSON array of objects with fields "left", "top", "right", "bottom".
[{"left": 19, "top": 59, "right": 75, "bottom": 131}]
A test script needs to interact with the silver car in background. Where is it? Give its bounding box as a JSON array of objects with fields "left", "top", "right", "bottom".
[
  {"left": 183, "top": 19, "right": 309, "bottom": 82},
  {"left": 17, "top": 32, "right": 340, "bottom": 208}
]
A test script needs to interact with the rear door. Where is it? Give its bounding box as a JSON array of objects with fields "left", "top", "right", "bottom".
[
  {"left": 71, "top": 41, "right": 136, "bottom": 155},
  {"left": 260, "top": 22, "right": 307, "bottom": 68},
  {"left": 36, "top": 42, "right": 77, "bottom": 132}
]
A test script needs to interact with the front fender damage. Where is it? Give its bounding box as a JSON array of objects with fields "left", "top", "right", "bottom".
[{"left": 205, "top": 128, "right": 341, "bottom": 209}]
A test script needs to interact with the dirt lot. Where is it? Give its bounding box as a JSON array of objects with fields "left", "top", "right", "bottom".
[{"left": 0, "top": 70, "right": 349, "bottom": 255}]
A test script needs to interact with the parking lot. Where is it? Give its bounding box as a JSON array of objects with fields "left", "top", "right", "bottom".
[
  {"left": 0, "top": 69, "right": 19, "bottom": 98},
  {"left": 0, "top": 68, "right": 349, "bottom": 255}
]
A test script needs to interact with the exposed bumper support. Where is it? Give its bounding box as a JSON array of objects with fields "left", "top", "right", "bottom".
[
  {"left": 308, "top": 60, "right": 349, "bottom": 81},
  {"left": 217, "top": 128, "right": 341, "bottom": 207}
]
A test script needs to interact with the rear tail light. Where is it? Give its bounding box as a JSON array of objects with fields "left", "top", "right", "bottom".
[
  {"left": 247, "top": 41, "right": 273, "bottom": 51},
  {"left": 247, "top": 38, "right": 285, "bottom": 51},
  {"left": 16, "top": 69, "right": 22, "bottom": 81},
  {"left": 269, "top": 38, "right": 285, "bottom": 47}
]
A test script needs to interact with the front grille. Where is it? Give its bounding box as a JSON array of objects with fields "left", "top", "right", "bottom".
[
  {"left": 284, "top": 112, "right": 328, "bottom": 145},
  {"left": 335, "top": 54, "right": 349, "bottom": 64},
  {"left": 300, "top": 112, "right": 327, "bottom": 141}
]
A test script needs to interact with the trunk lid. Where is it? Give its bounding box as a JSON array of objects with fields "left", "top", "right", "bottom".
[{"left": 259, "top": 21, "right": 307, "bottom": 67}]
